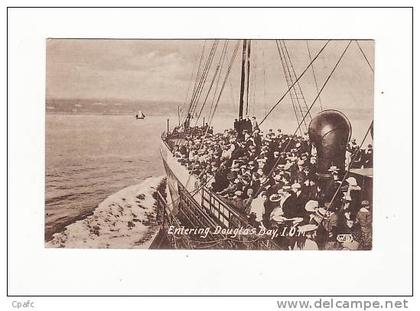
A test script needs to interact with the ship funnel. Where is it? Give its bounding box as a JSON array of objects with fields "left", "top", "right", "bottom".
[{"left": 308, "top": 110, "right": 352, "bottom": 177}]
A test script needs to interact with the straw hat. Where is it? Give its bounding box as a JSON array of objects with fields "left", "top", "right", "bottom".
[
  {"left": 269, "top": 194, "right": 282, "bottom": 203},
  {"left": 346, "top": 177, "right": 358, "bottom": 186},
  {"left": 315, "top": 208, "right": 327, "bottom": 218},
  {"left": 361, "top": 200, "right": 370, "bottom": 207},
  {"left": 298, "top": 224, "right": 318, "bottom": 233},
  {"left": 291, "top": 183, "right": 301, "bottom": 190},
  {"left": 305, "top": 200, "right": 319, "bottom": 212}
]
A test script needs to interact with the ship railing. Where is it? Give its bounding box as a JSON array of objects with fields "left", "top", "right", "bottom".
[
  {"left": 201, "top": 187, "right": 282, "bottom": 249},
  {"left": 157, "top": 178, "right": 280, "bottom": 249},
  {"left": 161, "top": 131, "right": 188, "bottom": 151},
  {"left": 201, "top": 187, "right": 250, "bottom": 228}
]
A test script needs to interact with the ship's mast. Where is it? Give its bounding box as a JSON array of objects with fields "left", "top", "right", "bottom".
[{"left": 238, "top": 40, "right": 248, "bottom": 119}]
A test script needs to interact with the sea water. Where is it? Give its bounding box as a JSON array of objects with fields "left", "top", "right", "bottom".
[{"left": 45, "top": 114, "right": 166, "bottom": 241}]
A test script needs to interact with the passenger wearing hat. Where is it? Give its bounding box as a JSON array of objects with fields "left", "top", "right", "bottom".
[
  {"left": 304, "top": 200, "right": 319, "bottom": 224},
  {"left": 265, "top": 190, "right": 285, "bottom": 226},
  {"left": 303, "top": 177, "right": 318, "bottom": 201},
  {"left": 305, "top": 200, "right": 319, "bottom": 213},
  {"left": 266, "top": 129, "right": 275, "bottom": 139},
  {"left": 322, "top": 204, "right": 338, "bottom": 234},
  {"left": 291, "top": 182, "right": 307, "bottom": 218},
  {"left": 267, "top": 174, "right": 285, "bottom": 197},
  {"left": 356, "top": 200, "right": 372, "bottom": 250},
  {"left": 269, "top": 206, "right": 287, "bottom": 224},
  {"left": 293, "top": 224, "right": 319, "bottom": 250},
  {"left": 216, "top": 178, "right": 236, "bottom": 197},
  {"left": 323, "top": 166, "right": 342, "bottom": 205},
  {"left": 252, "top": 129, "right": 262, "bottom": 151},
  {"left": 290, "top": 159, "right": 306, "bottom": 184},
  {"left": 301, "top": 166, "right": 311, "bottom": 181},
  {"left": 363, "top": 144, "right": 373, "bottom": 168},
  {"left": 344, "top": 176, "right": 362, "bottom": 214},
  {"left": 243, "top": 188, "right": 254, "bottom": 213},
  {"left": 281, "top": 186, "right": 299, "bottom": 219},
  {"left": 269, "top": 191, "right": 282, "bottom": 204},
  {"left": 351, "top": 146, "right": 364, "bottom": 169},
  {"left": 348, "top": 138, "right": 358, "bottom": 153},
  {"left": 328, "top": 165, "right": 340, "bottom": 176},
  {"left": 248, "top": 191, "right": 267, "bottom": 227},
  {"left": 251, "top": 116, "right": 259, "bottom": 132},
  {"left": 339, "top": 193, "right": 353, "bottom": 218},
  {"left": 307, "top": 156, "right": 317, "bottom": 178},
  {"left": 314, "top": 201, "right": 333, "bottom": 248},
  {"left": 232, "top": 190, "right": 245, "bottom": 211},
  {"left": 264, "top": 152, "right": 278, "bottom": 174},
  {"left": 313, "top": 206, "right": 327, "bottom": 224}
]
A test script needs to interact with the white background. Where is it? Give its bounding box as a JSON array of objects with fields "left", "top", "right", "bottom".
[{"left": 2, "top": 1, "right": 416, "bottom": 309}]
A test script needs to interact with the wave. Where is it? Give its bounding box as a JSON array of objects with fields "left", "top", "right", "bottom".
[{"left": 46, "top": 176, "right": 165, "bottom": 249}]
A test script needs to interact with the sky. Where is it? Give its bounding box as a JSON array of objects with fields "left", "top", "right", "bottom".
[{"left": 46, "top": 39, "right": 374, "bottom": 121}]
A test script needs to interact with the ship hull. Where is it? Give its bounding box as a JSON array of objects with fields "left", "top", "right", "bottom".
[{"left": 160, "top": 140, "right": 200, "bottom": 212}]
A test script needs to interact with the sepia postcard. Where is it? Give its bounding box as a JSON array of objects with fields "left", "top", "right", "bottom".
[{"left": 45, "top": 39, "right": 374, "bottom": 250}]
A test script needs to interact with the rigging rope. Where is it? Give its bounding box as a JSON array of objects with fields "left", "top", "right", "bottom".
[
  {"left": 207, "top": 41, "right": 230, "bottom": 123},
  {"left": 209, "top": 40, "right": 241, "bottom": 124},
  {"left": 227, "top": 75, "right": 237, "bottom": 112},
  {"left": 281, "top": 40, "right": 313, "bottom": 121},
  {"left": 306, "top": 40, "right": 323, "bottom": 112},
  {"left": 194, "top": 41, "right": 229, "bottom": 126},
  {"left": 192, "top": 41, "right": 207, "bottom": 96},
  {"left": 182, "top": 41, "right": 206, "bottom": 122},
  {"left": 185, "top": 40, "right": 218, "bottom": 124},
  {"left": 276, "top": 40, "right": 308, "bottom": 135},
  {"left": 262, "top": 46, "right": 267, "bottom": 116},
  {"left": 275, "top": 40, "right": 303, "bottom": 136},
  {"left": 180, "top": 42, "right": 205, "bottom": 121},
  {"left": 251, "top": 43, "right": 257, "bottom": 116},
  {"left": 189, "top": 41, "right": 219, "bottom": 118},
  {"left": 356, "top": 40, "right": 374, "bottom": 73},
  {"left": 259, "top": 40, "right": 330, "bottom": 126}
]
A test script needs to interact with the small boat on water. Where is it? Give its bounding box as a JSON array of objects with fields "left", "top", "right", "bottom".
[
  {"left": 136, "top": 110, "right": 146, "bottom": 119},
  {"left": 155, "top": 40, "right": 373, "bottom": 250}
]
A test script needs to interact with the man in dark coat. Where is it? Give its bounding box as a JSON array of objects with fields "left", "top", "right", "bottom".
[{"left": 282, "top": 189, "right": 298, "bottom": 219}]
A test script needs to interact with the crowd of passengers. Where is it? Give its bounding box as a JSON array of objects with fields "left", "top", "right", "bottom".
[{"left": 167, "top": 117, "right": 373, "bottom": 250}]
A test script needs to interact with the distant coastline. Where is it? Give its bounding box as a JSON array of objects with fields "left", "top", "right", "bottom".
[
  {"left": 45, "top": 98, "right": 372, "bottom": 120},
  {"left": 46, "top": 98, "right": 182, "bottom": 116}
]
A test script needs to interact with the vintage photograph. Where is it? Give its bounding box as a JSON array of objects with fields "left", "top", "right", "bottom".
[{"left": 45, "top": 39, "right": 373, "bottom": 250}]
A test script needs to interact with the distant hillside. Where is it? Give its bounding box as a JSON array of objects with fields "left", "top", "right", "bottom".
[{"left": 45, "top": 98, "right": 185, "bottom": 116}]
